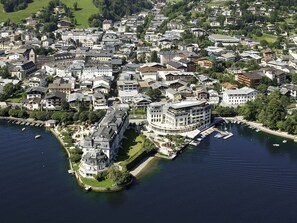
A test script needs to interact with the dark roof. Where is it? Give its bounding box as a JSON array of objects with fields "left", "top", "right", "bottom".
[
  {"left": 44, "top": 91, "right": 66, "bottom": 99},
  {"left": 242, "top": 72, "right": 263, "bottom": 80},
  {"left": 26, "top": 86, "right": 47, "bottom": 94}
]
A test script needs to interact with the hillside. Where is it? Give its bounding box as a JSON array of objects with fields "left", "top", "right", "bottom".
[{"left": 0, "top": 0, "right": 99, "bottom": 27}]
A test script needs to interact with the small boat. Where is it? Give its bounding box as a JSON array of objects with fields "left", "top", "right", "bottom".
[
  {"left": 35, "top": 135, "right": 41, "bottom": 139},
  {"left": 283, "top": 140, "right": 287, "bottom": 143},
  {"left": 273, "top": 144, "right": 280, "bottom": 147},
  {"left": 224, "top": 127, "right": 228, "bottom": 131},
  {"left": 21, "top": 128, "right": 26, "bottom": 131},
  {"left": 190, "top": 140, "right": 199, "bottom": 146},
  {"left": 255, "top": 129, "right": 260, "bottom": 132},
  {"left": 85, "top": 186, "right": 91, "bottom": 191},
  {"left": 214, "top": 133, "right": 223, "bottom": 138}
]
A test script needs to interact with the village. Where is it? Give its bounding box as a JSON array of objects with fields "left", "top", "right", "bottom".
[{"left": 0, "top": 0, "right": 297, "bottom": 190}]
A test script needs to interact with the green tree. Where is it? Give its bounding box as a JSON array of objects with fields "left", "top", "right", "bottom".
[{"left": 150, "top": 51, "right": 159, "bottom": 63}]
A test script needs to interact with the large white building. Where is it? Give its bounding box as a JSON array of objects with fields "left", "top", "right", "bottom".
[
  {"left": 147, "top": 100, "right": 211, "bottom": 135},
  {"left": 79, "top": 108, "right": 129, "bottom": 178},
  {"left": 222, "top": 87, "right": 258, "bottom": 106}
]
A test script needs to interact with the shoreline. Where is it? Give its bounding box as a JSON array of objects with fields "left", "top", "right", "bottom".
[
  {"left": 223, "top": 116, "right": 297, "bottom": 141},
  {"left": 130, "top": 156, "right": 157, "bottom": 177}
]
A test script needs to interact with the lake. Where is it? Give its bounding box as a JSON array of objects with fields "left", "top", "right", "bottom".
[{"left": 1, "top": 121, "right": 297, "bottom": 223}]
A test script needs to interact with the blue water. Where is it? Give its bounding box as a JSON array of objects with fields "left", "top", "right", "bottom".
[{"left": 1, "top": 121, "right": 297, "bottom": 223}]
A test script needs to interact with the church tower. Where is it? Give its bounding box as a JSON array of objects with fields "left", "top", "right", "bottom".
[{"left": 29, "top": 49, "right": 36, "bottom": 64}]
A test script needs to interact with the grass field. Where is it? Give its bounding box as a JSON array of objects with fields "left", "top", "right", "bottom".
[
  {"left": 252, "top": 33, "right": 278, "bottom": 43},
  {"left": 117, "top": 129, "right": 145, "bottom": 162},
  {"left": 0, "top": 0, "right": 99, "bottom": 27},
  {"left": 81, "top": 177, "right": 114, "bottom": 188}
]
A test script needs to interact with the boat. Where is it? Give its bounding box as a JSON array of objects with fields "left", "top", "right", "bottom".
[
  {"left": 21, "top": 128, "right": 26, "bottom": 131},
  {"left": 214, "top": 133, "right": 223, "bottom": 138},
  {"left": 282, "top": 140, "right": 287, "bottom": 143},
  {"left": 35, "top": 135, "right": 41, "bottom": 139},
  {"left": 85, "top": 186, "right": 91, "bottom": 191},
  {"left": 255, "top": 129, "right": 260, "bottom": 132},
  {"left": 224, "top": 127, "right": 228, "bottom": 131},
  {"left": 273, "top": 144, "right": 280, "bottom": 147},
  {"left": 190, "top": 140, "right": 199, "bottom": 146}
]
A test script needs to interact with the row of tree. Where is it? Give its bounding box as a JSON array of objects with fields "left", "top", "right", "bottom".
[{"left": 0, "top": 107, "right": 106, "bottom": 125}]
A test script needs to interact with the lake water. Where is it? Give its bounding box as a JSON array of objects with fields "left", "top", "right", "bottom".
[{"left": 1, "top": 121, "right": 297, "bottom": 223}]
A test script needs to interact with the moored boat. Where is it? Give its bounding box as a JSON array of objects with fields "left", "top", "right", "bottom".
[{"left": 35, "top": 135, "right": 41, "bottom": 139}]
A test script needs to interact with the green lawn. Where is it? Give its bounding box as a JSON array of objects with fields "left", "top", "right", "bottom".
[
  {"left": 207, "top": 1, "right": 227, "bottom": 7},
  {"left": 81, "top": 176, "right": 115, "bottom": 188},
  {"left": 117, "top": 129, "right": 145, "bottom": 162},
  {"left": 252, "top": 33, "right": 278, "bottom": 43},
  {"left": 0, "top": 0, "right": 99, "bottom": 27},
  {"left": 5, "top": 93, "right": 24, "bottom": 103}
]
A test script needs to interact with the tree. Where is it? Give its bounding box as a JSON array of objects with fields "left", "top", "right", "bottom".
[
  {"left": 0, "top": 66, "right": 10, "bottom": 78},
  {"left": 143, "top": 137, "right": 156, "bottom": 153},
  {"left": 150, "top": 51, "right": 159, "bottom": 62},
  {"left": 73, "top": 2, "right": 78, "bottom": 10},
  {"left": 146, "top": 88, "right": 162, "bottom": 101},
  {"left": 107, "top": 166, "right": 132, "bottom": 185}
]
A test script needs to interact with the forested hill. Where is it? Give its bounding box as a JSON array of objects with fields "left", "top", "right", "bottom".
[{"left": 89, "top": 0, "right": 153, "bottom": 27}]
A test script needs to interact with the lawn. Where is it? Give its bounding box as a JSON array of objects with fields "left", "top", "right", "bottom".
[
  {"left": 117, "top": 129, "right": 145, "bottom": 162},
  {"left": 252, "top": 33, "right": 278, "bottom": 43},
  {"left": 5, "top": 92, "right": 24, "bottom": 103},
  {"left": 0, "top": 0, "right": 99, "bottom": 27},
  {"left": 207, "top": 1, "right": 228, "bottom": 7},
  {"left": 80, "top": 176, "right": 115, "bottom": 188}
]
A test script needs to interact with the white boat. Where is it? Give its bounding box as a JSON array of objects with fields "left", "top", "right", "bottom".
[
  {"left": 214, "top": 133, "right": 223, "bottom": 138},
  {"left": 35, "top": 135, "right": 41, "bottom": 139},
  {"left": 273, "top": 144, "right": 280, "bottom": 147},
  {"left": 85, "top": 186, "right": 91, "bottom": 191},
  {"left": 282, "top": 140, "right": 287, "bottom": 143},
  {"left": 21, "top": 128, "right": 26, "bottom": 131},
  {"left": 190, "top": 140, "right": 199, "bottom": 146},
  {"left": 255, "top": 129, "right": 260, "bottom": 132}
]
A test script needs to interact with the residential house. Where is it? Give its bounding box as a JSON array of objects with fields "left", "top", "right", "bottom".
[{"left": 42, "top": 92, "right": 66, "bottom": 110}]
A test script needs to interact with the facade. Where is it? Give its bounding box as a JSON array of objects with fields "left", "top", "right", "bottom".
[
  {"left": 236, "top": 72, "right": 263, "bottom": 87},
  {"left": 79, "top": 108, "right": 129, "bottom": 178},
  {"left": 222, "top": 87, "right": 258, "bottom": 106},
  {"left": 42, "top": 92, "right": 66, "bottom": 110},
  {"left": 147, "top": 100, "right": 211, "bottom": 135}
]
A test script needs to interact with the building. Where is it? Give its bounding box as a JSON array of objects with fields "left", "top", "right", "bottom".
[
  {"left": 236, "top": 72, "right": 263, "bottom": 87},
  {"left": 42, "top": 92, "right": 66, "bottom": 110},
  {"left": 208, "top": 34, "right": 240, "bottom": 46},
  {"left": 222, "top": 87, "right": 258, "bottom": 106},
  {"left": 79, "top": 108, "right": 129, "bottom": 178},
  {"left": 147, "top": 100, "right": 211, "bottom": 135}
]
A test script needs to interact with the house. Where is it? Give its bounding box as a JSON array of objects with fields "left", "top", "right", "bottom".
[
  {"left": 261, "top": 68, "right": 287, "bottom": 84},
  {"left": 92, "top": 92, "right": 108, "bottom": 110},
  {"left": 48, "top": 83, "right": 72, "bottom": 96},
  {"left": 165, "top": 88, "right": 182, "bottom": 101},
  {"left": 42, "top": 92, "right": 66, "bottom": 110},
  {"left": 92, "top": 77, "right": 111, "bottom": 94},
  {"left": 45, "top": 120, "right": 57, "bottom": 127},
  {"left": 282, "top": 84, "right": 297, "bottom": 101},
  {"left": 26, "top": 87, "right": 47, "bottom": 100},
  {"left": 222, "top": 87, "right": 258, "bottom": 106},
  {"left": 236, "top": 72, "right": 263, "bottom": 87},
  {"left": 67, "top": 92, "right": 92, "bottom": 110},
  {"left": 132, "top": 93, "right": 152, "bottom": 108}
]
